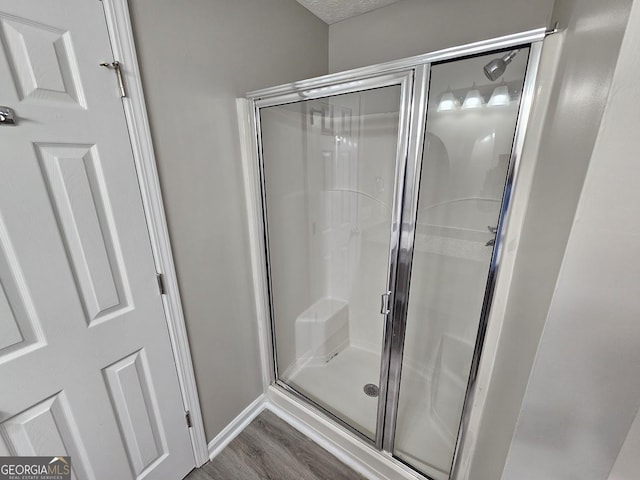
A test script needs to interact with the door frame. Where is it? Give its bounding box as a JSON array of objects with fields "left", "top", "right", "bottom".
[
  {"left": 242, "top": 28, "right": 548, "bottom": 480},
  {"left": 101, "top": 0, "right": 209, "bottom": 466},
  {"left": 252, "top": 69, "right": 416, "bottom": 448}
]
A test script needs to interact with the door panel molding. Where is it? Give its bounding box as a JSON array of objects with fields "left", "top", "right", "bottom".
[
  {"left": 0, "top": 12, "right": 87, "bottom": 108},
  {"left": 36, "top": 142, "right": 131, "bottom": 326},
  {"left": 103, "top": 349, "right": 168, "bottom": 476},
  {"left": 0, "top": 392, "right": 95, "bottom": 480},
  {"left": 101, "top": 0, "right": 208, "bottom": 465},
  {"left": 0, "top": 214, "right": 44, "bottom": 360}
]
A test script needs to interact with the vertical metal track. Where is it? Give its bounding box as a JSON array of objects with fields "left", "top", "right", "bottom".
[
  {"left": 378, "top": 64, "right": 430, "bottom": 452},
  {"left": 253, "top": 103, "right": 279, "bottom": 381},
  {"left": 372, "top": 70, "right": 416, "bottom": 450}
]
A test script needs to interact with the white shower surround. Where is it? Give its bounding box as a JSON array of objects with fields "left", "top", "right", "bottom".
[{"left": 262, "top": 79, "right": 522, "bottom": 476}]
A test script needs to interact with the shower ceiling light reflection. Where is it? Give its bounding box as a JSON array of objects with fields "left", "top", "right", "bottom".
[
  {"left": 437, "top": 84, "right": 513, "bottom": 111},
  {"left": 462, "top": 85, "right": 484, "bottom": 109},
  {"left": 488, "top": 84, "right": 511, "bottom": 106}
]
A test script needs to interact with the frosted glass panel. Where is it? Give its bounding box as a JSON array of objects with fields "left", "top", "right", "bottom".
[
  {"left": 260, "top": 85, "right": 402, "bottom": 439},
  {"left": 393, "top": 49, "right": 530, "bottom": 478}
]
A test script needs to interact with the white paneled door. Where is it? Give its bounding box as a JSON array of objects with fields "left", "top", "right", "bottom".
[{"left": 0, "top": 1, "right": 194, "bottom": 479}]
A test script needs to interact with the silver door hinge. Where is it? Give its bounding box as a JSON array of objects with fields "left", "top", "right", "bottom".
[
  {"left": 380, "top": 291, "right": 392, "bottom": 315},
  {"left": 156, "top": 273, "right": 167, "bottom": 295},
  {"left": 185, "top": 411, "right": 192, "bottom": 428}
]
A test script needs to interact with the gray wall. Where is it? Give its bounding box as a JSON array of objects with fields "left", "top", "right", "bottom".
[
  {"left": 608, "top": 409, "right": 640, "bottom": 480},
  {"left": 466, "top": 1, "right": 633, "bottom": 479},
  {"left": 128, "top": 0, "right": 328, "bottom": 441},
  {"left": 501, "top": 1, "right": 640, "bottom": 476},
  {"left": 328, "top": 0, "right": 554, "bottom": 73}
]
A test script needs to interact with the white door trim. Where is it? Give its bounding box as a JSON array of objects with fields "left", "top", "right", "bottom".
[{"left": 101, "top": 0, "right": 209, "bottom": 466}]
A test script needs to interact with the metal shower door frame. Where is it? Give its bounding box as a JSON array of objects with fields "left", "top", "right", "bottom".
[
  {"left": 382, "top": 41, "right": 545, "bottom": 478},
  {"left": 250, "top": 69, "right": 417, "bottom": 448},
  {"left": 247, "top": 27, "right": 547, "bottom": 480}
]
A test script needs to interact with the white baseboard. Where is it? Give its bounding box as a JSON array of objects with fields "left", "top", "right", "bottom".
[
  {"left": 206, "top": 388, "right": 434, "bottom": 480},
  {"left": 265, "top": 386, "right": 425, "bottom": 480},
  {"left": 207, "top": 394, "right": 267, "bottom": 460}
]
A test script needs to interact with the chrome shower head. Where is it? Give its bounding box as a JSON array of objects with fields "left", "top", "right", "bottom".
[{"left": 483, "top": 50, "right": 519, "bottom": 82}]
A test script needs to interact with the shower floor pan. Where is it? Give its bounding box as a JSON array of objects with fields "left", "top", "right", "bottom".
[{"left": 287, "top": 344, "right": 453, "bottom": 479}]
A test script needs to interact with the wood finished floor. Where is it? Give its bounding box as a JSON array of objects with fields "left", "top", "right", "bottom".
[{"left": 183, "top": 410, "right": 367, "bottom": 480}]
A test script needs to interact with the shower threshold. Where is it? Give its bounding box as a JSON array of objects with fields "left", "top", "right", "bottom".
[{"left": 286, "top": 344, "right": 453, "bottom": 478}]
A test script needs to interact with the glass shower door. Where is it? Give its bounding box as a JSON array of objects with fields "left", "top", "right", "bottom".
[
  {"left": 258, "top": 74, "right": 411, "bottom": 440},
  {"left": 392, "top": 49, "right": 531, "bottom": 478}
]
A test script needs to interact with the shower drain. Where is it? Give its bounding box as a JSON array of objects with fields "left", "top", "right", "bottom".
[{"left": 363, "top": 383, "right": 379, "bottom": 397}]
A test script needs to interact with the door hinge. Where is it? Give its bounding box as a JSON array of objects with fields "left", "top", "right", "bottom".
[
  {"left": 185, "top": 411, "right": 192, "bottom": 428},
  {"left": 156, "top": 273, "right": 167, "bottom": 295},
  {"left": 380, "top": 290, "right": 392, "bottom": 315}
]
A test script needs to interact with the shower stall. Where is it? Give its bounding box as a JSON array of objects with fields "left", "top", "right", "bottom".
[{"left": 245, "top": 29, "right": 544, "bottom": 480}]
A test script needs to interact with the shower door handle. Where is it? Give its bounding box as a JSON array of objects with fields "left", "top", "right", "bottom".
[{"left": 380, "top": 291, "right": 392, "bottom": 315}]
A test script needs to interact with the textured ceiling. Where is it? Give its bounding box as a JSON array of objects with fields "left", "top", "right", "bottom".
[{"left": 296, "top": 0, "right": 402, "bottom": 24}]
